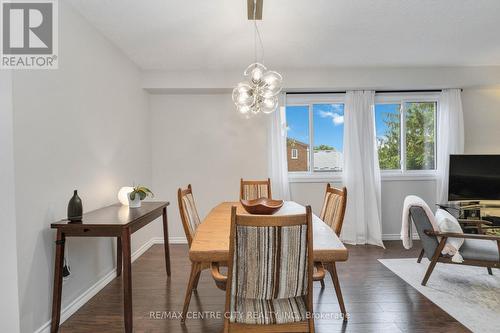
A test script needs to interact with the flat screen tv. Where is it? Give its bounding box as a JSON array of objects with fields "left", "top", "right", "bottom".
[{"left": 448, "top": 154, "right": 500, "bottom": 201}]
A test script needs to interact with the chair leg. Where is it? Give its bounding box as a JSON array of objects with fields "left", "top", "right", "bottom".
[
  {"left": 487, "top": 267, "right": 493, "bottom": 275},
  {"left": 192, "top": 270, "right": 202, "bottom": 291},
  {"left": 181, "top": 262, "right": 201, "bottom": 323},
  {"left": 326, "top": 262, "right": 347, "bottom": 320},
  {"left": 417, "top": 249, "right": 424, "bottom": 263},
  {"left": 308, "top": 317, "right": 315, "bottom": 333},
  {"left": 422, "top": 238, "right": 447, "bottom": 286}
]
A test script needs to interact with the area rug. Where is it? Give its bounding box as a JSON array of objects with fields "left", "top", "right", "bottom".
[{"left": 379, "top": 258, "right": 500, "bottom": 333}]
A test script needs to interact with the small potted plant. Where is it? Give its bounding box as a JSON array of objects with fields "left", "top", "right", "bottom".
[{"left": 128, "top": 185, "right": 154, "bottom": 208}]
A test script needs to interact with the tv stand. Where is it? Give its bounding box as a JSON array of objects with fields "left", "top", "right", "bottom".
[{"left": 437, "top": 201, "right": 500, "bottom": 233}]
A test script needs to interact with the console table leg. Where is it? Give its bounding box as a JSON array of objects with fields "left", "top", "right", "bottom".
[
  {"left": 50, "top": 230, "right": 65, "bottom": 333},
  {"left": 162, "top": 207, "right": 171, "bottom": 276},
  {"left": 121, "top": 228, "right": 133, "bottom": 333},
  {"left": 117, "top": 237, "right": 122, "bottom": 277}
]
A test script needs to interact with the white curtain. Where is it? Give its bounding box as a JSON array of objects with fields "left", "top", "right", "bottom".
[
  {"left": 341, "top": 91, "right": 384, "bottom": 247},
  {"left": 436, "top": 89, "right": 464, "bottom": 203},
  {"left": 268, "top": 93, "right": 291, "bottom": 200}
]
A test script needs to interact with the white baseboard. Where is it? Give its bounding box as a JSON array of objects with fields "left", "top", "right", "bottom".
[
  {"left": 35, "top": 236, "right": 182, "bottom": 333},
  {"left": 162, "top": 236, "right": 188, "bottom": 244},
  {"left": 382, "top": 233, "right": 420, "bottom": 241}
]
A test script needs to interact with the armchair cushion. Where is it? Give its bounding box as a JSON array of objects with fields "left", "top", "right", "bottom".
[
  {"left": 460, "top": 239, "right": 500, "bottom": 262},
  {"left": 435, "top": 209, "right": 464, "bottom": 262}
]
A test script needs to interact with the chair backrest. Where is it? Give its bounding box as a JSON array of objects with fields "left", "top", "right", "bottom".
[
  {"left": 409, "top": 206, "right": 439, "bottom": 260},
  {"left": 319, "top": 184, "right": 347, "bottom": 235},
  {"left": 225, "top": 206, "right": 314, "bottom": 322},
  {"left": 177, "top": 184, "right": 201, "bottom": 247},
  {"left": 240, "top": 178, "right": 272, "bottom": 200}
]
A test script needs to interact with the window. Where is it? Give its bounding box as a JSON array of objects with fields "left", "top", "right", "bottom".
[
  {"left": 375, "top": 104, "right": 401, "bottom": 170},
  {"left": 286, "top": 105, "right": 309, "bottom": 172},
  {"left": 286, "top": 95, "right": 345, "bottom": 173},
  {"left": 286, "top": 93, "right": 438, "bottom": 178},
  {"left": 375, "top": 96, "right": 437, "bottom": 172},
  {"left": 313, "top": 104, "right": 344, "bottom": 171},
  {"left": 404, "top": 102, "right": 436, "bottom": 170}
]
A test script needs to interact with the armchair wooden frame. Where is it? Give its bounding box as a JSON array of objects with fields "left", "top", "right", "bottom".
[
  {"left": 240, "top": 178, "right": 272, "bottom": 200},
  {"left": 420, "top": 230, "right": 500, "bottom": 286},
  {"left": 458, "top": 218, "right": 493, "bottom": 235},
  {"left": 212, "top": 206, "right": 315, "bottom": 333},
  {"left": 416, "top": 219, "right": 496, "bottom": 264}
]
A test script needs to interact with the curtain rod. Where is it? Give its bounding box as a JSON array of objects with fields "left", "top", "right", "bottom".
[{"left": 286, "top": 89, "right": 462, "bottom": 95}]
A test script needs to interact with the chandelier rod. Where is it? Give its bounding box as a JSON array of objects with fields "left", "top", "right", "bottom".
[{"left": 252, "top": 0, "right": 264, "bottom": 65}]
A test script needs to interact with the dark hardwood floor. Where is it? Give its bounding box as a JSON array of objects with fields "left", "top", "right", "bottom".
[{"left": 60, "top": 241, "right": 469, "bottom": 333}]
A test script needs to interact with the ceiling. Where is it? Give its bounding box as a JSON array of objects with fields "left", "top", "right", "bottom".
[{"left": 68, "top": 0, "right": 500, "bottom": 71}]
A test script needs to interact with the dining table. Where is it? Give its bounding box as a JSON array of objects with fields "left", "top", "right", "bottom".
[{"left": 182, "top": 200, "right": 349, "bottom": 321}]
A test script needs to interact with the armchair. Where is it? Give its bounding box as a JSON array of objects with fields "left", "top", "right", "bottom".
[{"left": 409, "top": 206, "right": 500, "bottom": 286}]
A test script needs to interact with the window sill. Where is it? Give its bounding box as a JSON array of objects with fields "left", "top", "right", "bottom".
[
  {"left": 288, "top": 171, "right": 438, "bottom": 183},
  {"left": 288, "top": 172, "right": 342, "bottom": 183},
  {"left": 380, "top": 171, "right": 438, "bottom": 181}
]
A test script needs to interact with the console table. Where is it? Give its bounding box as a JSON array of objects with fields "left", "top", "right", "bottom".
[{"left": 50, "top": 201, "right": 170, "bottom": 333}]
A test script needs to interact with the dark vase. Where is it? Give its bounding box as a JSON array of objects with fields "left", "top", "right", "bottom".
[{"left": 67, "top": 190, "right": 83, "bottom": 222}]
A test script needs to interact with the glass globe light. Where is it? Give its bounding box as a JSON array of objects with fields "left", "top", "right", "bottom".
[
  {"left": 261, "top": 71, "right": 283, "bottom": 97},
  {"left": 238, "top": 92, "right": 254, "bottom": 105},
  {"left": 234, "top": 63, "right": 282, "bottom": 116},
  {"left": 236, "top": 82, "right": 252, "bottom": 94},
  {"left": 262, "top": 71, "right": 282, "bottom": 87},
  {"left": 244, "top": 63, "right": 267, "bottom": 85},
  {"left": 232, "top": 83, "right": 253, "bottom": 106},
  {"left": 251, "top": 68, "right": 263, "bottom": 85},
  {"left": 261, "top": 97, "right": 278, "bottom": 114},
  {"left": 237, "top": 104, "right": 251, "bottom": 114}
]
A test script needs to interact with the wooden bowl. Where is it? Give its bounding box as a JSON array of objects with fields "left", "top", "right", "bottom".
[{"left": 240, "top": 198, "right": 284, "bottom": 215}]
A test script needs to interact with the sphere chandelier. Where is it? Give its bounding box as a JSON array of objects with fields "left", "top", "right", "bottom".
[{"left": 232, "top": 0, "right": 283, "bottom": 117}]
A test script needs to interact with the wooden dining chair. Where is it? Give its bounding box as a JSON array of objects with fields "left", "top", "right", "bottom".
[
  {"left": 314, "top": 184, "right": 348, "bottom": 319},
  {"left": 240, "top": 178, "right": 272, "bottom": 200},
  {"left": 178, "top": 184, "right": 201, "bottom": 247},
  {"left": 178, "top": 184, "right": 209, "bottom": 322},
  {"left": 211, "top": 206, "right": 316, "bottom": 333},
  {"left": 319, "top": 184, "right": 347, "bottom": 236}
]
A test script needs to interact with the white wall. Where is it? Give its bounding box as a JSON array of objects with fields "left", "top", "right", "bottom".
[
  {"left": 150, "top": 86, "right": 500, "bottom": 241},
  {"left": 142, "top": 66, "right": 500, "bottom": 91},
  {"left": 145, "top": 68, "right": 500, "bottom": 240},
  {"left": 11, "top": 3, "right": 155, "bottom": 332},
  {"left": 0, "top": 72, "right": 21, "bottom": 333},
  {"left": 462, "top": 87, "right": 500, "bottom": 154},
  {"left": 290, "top": 180, "right": 437, "bottom": 238},
  {"left": 150, "top": 94, "right": 268, "bottom": 238},
  {"left": 7, "top": 4, "right": 500, "bottom": 331},
  {"left": 149, "top": 93, "right": 438, "bottom": 240}
]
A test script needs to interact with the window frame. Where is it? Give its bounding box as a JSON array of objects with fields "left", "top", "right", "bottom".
[
  {"left": 287, "top": 92, "right": 439, "bottom": 183},
  {"left": 291, "top": 148, "right": 298, "bottom": 159},
  {"left": 286, "top": 94, "right": 345, "bottom": 179}
]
